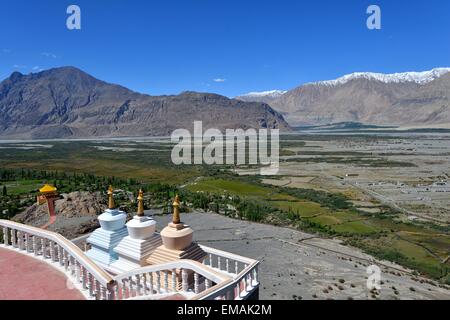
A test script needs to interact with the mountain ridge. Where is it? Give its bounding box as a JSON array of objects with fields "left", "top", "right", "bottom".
[
  {"left": 237, "top": 68, "right": 450, "bottom": 127},
  {"left": 0, "top": 67, "right": 291, "bottom": 139}
]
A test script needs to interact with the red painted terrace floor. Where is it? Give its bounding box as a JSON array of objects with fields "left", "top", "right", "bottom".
[{"left": 0, "top": 247, "right": 85, "bottom": 300}]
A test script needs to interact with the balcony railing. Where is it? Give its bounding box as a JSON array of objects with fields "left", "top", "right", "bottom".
[
  {"left": 0, "top": 220, "right": 115, "bottom": 299},
  {"left": 0, "top": 220, "right": 259, "bottom": 300}
]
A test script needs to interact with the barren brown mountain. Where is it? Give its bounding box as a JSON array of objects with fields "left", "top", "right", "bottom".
[
  {"left": 238, "top": 70, "right": 450, "bottom": 128},
  {"left": 0, "top": 67, "right": 291, "bottom": 139}
]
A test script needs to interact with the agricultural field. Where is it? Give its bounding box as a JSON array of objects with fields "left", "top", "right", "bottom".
[
  {"left": 0, "top": 132, "right": 449, "bottom": 285},
  {"left": 183, "top": 175, "right": 449, "bottom": 283}
]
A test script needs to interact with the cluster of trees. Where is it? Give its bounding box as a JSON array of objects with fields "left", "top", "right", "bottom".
[
  {"left": 0, "top": 168, "right": 178, "bottom": 219},
  {"left": 181, "top": 190, "right": 271, "bottom": 222}
]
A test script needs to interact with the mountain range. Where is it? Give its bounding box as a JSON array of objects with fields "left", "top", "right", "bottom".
[
  {"left": 0, "top": 67, "right": 290, "bottom": 139},
  {"left": 237, "top": 68, "right": 450, "bottom": 128}
]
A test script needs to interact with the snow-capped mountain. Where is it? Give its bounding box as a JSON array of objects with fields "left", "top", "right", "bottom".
[
  {"left": 236, "top": 90, "right": 287, "bottom": 103},
  {"left": 237, "top": 68, "right": 450, "bottom": 128},
  {"left": 240, "top": 90, "right": 287, "bottom": 98},
  {"left": 312, "top": 68, "right": 450, "bottom": 86}
]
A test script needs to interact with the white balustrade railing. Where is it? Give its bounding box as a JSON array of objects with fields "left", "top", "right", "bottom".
[
  {"left": 0, "top": 221, "right": 260, "bottom": 300},
  {"left": 198, "top": 245, "right": 260, "bottom": 300},
  {"left": 193, "top": 261, "right": 259, "bottom": 300},
  {"left": 112, "top": 260, "right": 230, "bottom": 300},
  {"left": 0, "top": 220, "right": 115, "bottom": 300}
]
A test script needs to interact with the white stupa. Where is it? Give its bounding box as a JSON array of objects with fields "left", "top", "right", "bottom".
[
  {"left": 110, "top": 190, "right": 161, "bottom": 272},
  {"left": 85, "top": 186, "right": 128, "bottom": 268}
]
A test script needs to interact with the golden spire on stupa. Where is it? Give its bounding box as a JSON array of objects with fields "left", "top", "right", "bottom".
[
  {"left": 108, "top": 185, "right": 115, "bottom": 209},
  {"left": 172, "top": 194, "right": 181, "bottom": 224},
  {"left": 137, "top": 189, "right": 145, "bottom": 217}
]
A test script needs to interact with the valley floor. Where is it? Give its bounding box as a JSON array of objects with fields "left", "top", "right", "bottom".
[{"left": 154, "top": 212, "right": 450, "bottom": 300}]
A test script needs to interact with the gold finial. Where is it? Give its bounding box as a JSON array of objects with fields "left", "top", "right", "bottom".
[
  {"left": 172, "top": 194, "right": 181, "bottom": 224},
  {"left": 137, "top": 189, "right": 144, "bottom": 216},
  {"left": 108, "top": 185, "right": 115, "bottom": 209}
]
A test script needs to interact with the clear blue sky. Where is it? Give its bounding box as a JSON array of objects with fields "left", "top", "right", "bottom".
[{"left": 1, "top": 0, "right": 449, "bottom": 97}]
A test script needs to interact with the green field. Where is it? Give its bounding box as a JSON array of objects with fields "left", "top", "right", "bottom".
[
  {"left": 184, "top": 176, "right": 449, "bottom": 281},
  {"left": 187, "top": 178, "right": 271, "bottom": 197},
  {"left": 0, "top": 142, "right": 200, "bottom": 184},
  {"left": 3, "top": 180, "right": 43, "bottom": 195}
]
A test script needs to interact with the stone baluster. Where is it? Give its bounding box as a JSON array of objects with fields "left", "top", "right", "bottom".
[
  {"left": 88, "top": 273, "right": 94, "bottom": 298},
  {"left": 205, "top": 278, "right": 211, "bottom": 290},
  {"left": 194, "top": 272, "right": 199, "bottom": 294},
  {"left": 218, "top": 256, "right": 221, "bottom": 270},
  {"left": 114, "top": 282, "right": 120, "bottom": 300},
  {"left": 101, "top": 286, "right": 107, "bottom": 300},
  {"left": 171, "top": 269, "right": 177, "bottom": 292},
  {"left": 17, "top": 231, "right": 22, "bottom": 250},
  {"left": 121, "top": 280, "right": 126, "bottom": 299},
  {"left": 209, "top": 253, "right": 213, "bottom": 267},
  {"left": 64, "top": 251, "right": 69, "bottom": 271},
  {"left": 75, "top": 261, "right": 81, "bottom": 283},
  {"left": 128, "top": 276, "right": 133, "bottom": 297},
  {"left": 243, "top": 275, "right": 247, "bottom": 293},
  {"left": 21, "top": 232, "right": 27, "bottom": 251},
  {"left": 25, "top": 233, "right": 31, "bottom": 252},
  {"left": 17, "top": 231, "right": 22, "bottom": 249},
  {"left": 70, "top": 256, "right": 76, "bottom": 276},
  {"left": 236, "top": 283, "right": 241, "bottom": 298},
  {"left": 50, "top": 241, "right": 55, "bottom": 261},
  {"left": 149, "top": 273, "right": 154, "bottom": 294},
  {"left": 33, "top": 236, "right": 38, "bottom": 255},
  {"left": 41, "top": 238, "right": 46, "bottom": 258},
  {"left": 163, "top": 271, "right": 169, "bottom": 292},
  {"left": 22, "top": 232, "right": 27, "bottom": 251},
  {"left": 235, "top": 261, "right": 239, "bottom": 274},
  {"left": 225, "top": 259, "right": 230, "bottom": 273},
  {"left": 156, "top": 271, "right": 161, "bottom": 294},
  {"left": 181, "top": 269, "right": 188, "bottom": 292},
  {"left": 253, "top": 266, "right": 259, "bottom": 284},
  {"left": 226, "top": 288, "right": 233, "bottom": 300},
  {"left": 142, "top": 273, "right": 148, "bottom": 295},
  {"left": 136, "top": 275, "right": 142, "bottom": 296},
  {"left": 58, "top": 246, "right": 64, "bottom": 265},
  {"left": 10, "top": 229, "right": 16, "bottom": 247},
  {"left": 82, "top": 267, "right": 88, "bottom": 290},
  {"left": 15, "top": 230, "right": 20, "bottom": 248},
  {"left": 3, "top": 227, "right": 8, "bottom": 245},
  {"left": 95, "top": 280, "right": 101, "bottom": 300},
  {"left": 244, "top": 264, "right": 250, "bottom": 290}
]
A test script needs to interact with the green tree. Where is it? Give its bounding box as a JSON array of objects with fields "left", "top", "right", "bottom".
[{"left": 2, "top": 185, "right": 6, "bottom": 196}]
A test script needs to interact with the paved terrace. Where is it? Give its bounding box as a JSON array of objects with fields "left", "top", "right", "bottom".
[{"left": 0, "top": 247, "right": 85, "bottom": 300}]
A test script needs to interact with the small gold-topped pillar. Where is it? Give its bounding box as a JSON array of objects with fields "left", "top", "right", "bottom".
[
  {"left": 172, "top": 194, "right": 181, "bottom": 224},
  {"left": 108, "top": 185, "right": 115, "bottom": 209},
  {"left": 137, "top": 189, "right": 145, "bottom": 217}
]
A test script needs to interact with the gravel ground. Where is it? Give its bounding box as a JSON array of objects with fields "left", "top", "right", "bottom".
[{"left": 153, "top": 211, "right": 450, "bottom": 300}]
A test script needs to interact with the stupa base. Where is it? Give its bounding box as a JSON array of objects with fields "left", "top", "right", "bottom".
[{"left": 111, "top": 234, "right": 162, "bottom": 272}]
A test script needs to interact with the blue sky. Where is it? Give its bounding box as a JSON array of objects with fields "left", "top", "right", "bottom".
[{"left": 0, "top": 0, "right": 449, "bottom": 97}]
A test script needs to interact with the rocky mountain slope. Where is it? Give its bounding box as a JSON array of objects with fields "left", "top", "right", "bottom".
[
  {"left": 236, "top": 90, "right": 287, "bottom": 104},
  {"left": 237, "top": 68, "right": 450, "bottom": 127},
  {"left": 13, "top": 191, "right": 106, "bottom": 238},
  {"left": 0, "top": 67, "right": 291, "bottom": 139}
]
